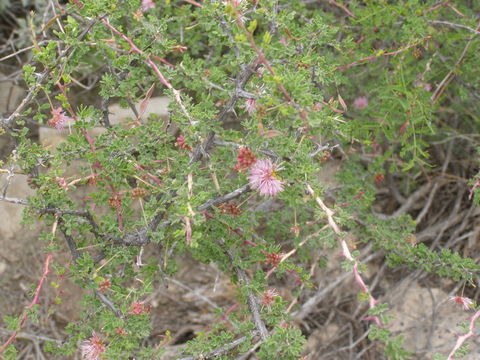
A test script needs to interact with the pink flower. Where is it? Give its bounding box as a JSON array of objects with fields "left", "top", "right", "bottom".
[
  {"left": 141, "top": 0, "right": 155, "bottom": 11},
  {"left": 469, "top": 180, "right": 480, "bottom": 200},
  {"left": 290, "top": 226, "right": 300, "bottom": 236},
  {"left": 234, "top": 147, "right": 256, "bottom": 172},
  {"left": 449, "top": 296, "right": 473, "bottom": 310},
  {"left": 248, "top": 159, "right": 284, "bottom": 197},
  {"left": 55, "top": 177, "right": 69, "bottom": 191},
  {"left": 244, "top": 98, "right": 257, "bottom": 114},
  {"left": 128, "top": 302, "right": 150, "bottom": 315},
  {"left": 261, "top": 288, "right": 279, "bottom": 310},
  {"left": 422, "top": 82, "right": 432, "bottom": 92},
  {"left": 81, "top": 333, "right": 105, "bottom": 360},
  {"left": 353, "top": 96, "right": 368, "bottom": 109},
  {"left": 175, "top": 135, "right": 192, "bottom": 151},
  {"left": 265, "top": 252, "right": 284, "bottom": 267},
  {"left": 48, "top": 107, "right": 72, "bottom": 131}
]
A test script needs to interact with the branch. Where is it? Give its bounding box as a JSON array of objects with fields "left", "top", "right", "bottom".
[
  {"left": 198, "top": 184, "right": 251, "bottom": 211},
  {"left": 233, "top": 6, "right": 308, "bottom": 127},
  {"left": 429, "top": 20, "right": 480, "bottom": 36},
  {"left": 59, "top": 221, "right": 123, "bottom": 318},
  {"left": 306, "top": 184, "right": 383, "bottom": 327},
  {"left": 177, "top": 331, "right": 259, "bottom": 360},
  {"left": 336, "top": 36, "right": 431, "bottom": 71},
  {"left": 0, "top": 254, "right": 53, "bottom": 354},
  {"left": 447, "top": 310, "right": 480, "bottom": 360},
  {"left": 293, "top": 251, "right": 381, "bottom": 321},
  {"left": 59, "top": 223, "right": 80, "bottom": 261},
  {"left": 101, "top": 18, "right": 196, "bottom": 126},
  {"left": 0, "top": 196, "right": 29, "bottom": 205},
  {"left": 0, "top": 195, "right": 106, "bottom": 240},
  {"left": 431, "top": 21, "right": 480, "bottom": 103},
  {"left": 109, "top": 210, "right": 170, "bottom": 245},
  {"left": 189, "top": 60, "right": 259, "bottom": 164},
  {"left": 221, "top": 241, "right": 269, "bottom": 340},
  {"left": 0, "top": 16, "right": 101, "bottom": 129}
]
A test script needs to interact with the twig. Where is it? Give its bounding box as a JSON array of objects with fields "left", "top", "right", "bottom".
[
  {"left": 233, "top": 5, "right": 309, "bottom": 127},
  {"left": 236, "top": 338, "right": 264, "bottom": 360},
  {"left": 221, "top": 241, "right": 269, "bottom": 340},
  {"left": 321, "top": 328, "right": 371, "bottom": 358},
  {"left": 429, "top": 20, "right": 480, "bottom": 36},
  {"left": 0, "top": 328, "right": 61, "bottom": 344},
  {"left": 328, "top": 0, "right": 356, "bottom": 18},
  {"left": 0, "top": 195, "right": 105, "bottom": 234},
  {"left": 447, "top": 309, "right": 480, "bottom": 360},
  {"left": 0, "top": 16, "right": 101, "bottom": 129},
  {"left": 0, "top": 254, "right": 53, "bottom": 354},
  {"left": 0, "top": 195, "right": 29, "bottom": 205},
  {"left": 212, "top": 138, "right": 281, "bottom": 159},
  {"left": 198, "top": 184, "right": 251, "bottom": 211},
  {"left": 0, "top": 41, "right": 49, "bottom": 62},
  {"left": 109, "top": 210, "right": 170, "bottom": 245},
  {"left": 293, "top": 251, "right": 381, "bottom": 321},
  {"left": 59, "top": 220, "right": 123, "bottom": 317},
  {"left": 373, "top": 180, "right": 436, "bottom": 219},
  {"left": 416, "top": 207, "right": 478, "bottom": 242},
  {"left": 101, "top": 18, "right": 196, "bottom": 126},
  {"left": 59, "top": 224, "right": 80, "bottom": 261},
  {"left": 189, "top": 60, "right": 258, "bottom": 164},
  {"left": 177, "top": 331, "right": 259, "bottom": 360},
  {"left": 306, "top": 184, "right": 383, "bottom": 327},
  {"left": 95, "top": 291, "right": 123, "bottom": 318},
  {"left": 431, "top": 21, "right": 480, "bottom": 103},
  {"left": 182, "top": 0, "right": 203, "bottom": 8},
  {"left": 165, "top": 277, "right": 220, "bottom": 309},
  {"left": 416, "top": 141, "right": 453, "bottom": 224},
  {"left": 337, "top": 36, "right": 431, "bottom": 71}
]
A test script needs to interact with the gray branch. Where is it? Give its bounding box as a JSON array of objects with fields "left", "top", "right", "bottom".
[
  {"left": 177, "top": 331, "right": 259, "bottom": 360},
  {"left": 189, "top": 60, "right": 259, "bottom": 164},
  {"left": 429, "top": 21, "right": 480, "bottom": 36},
  {"left": 221, "top": 241, "right": 269, "bottom": 340},
  {"left": 198, "top": 184, "right": 251, "bottom": 211},
  {"left": 0, "top": 16, "right": 102, "bottom": 129}
]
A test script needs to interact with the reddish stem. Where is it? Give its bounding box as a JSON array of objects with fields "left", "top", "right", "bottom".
[
  {"left": 447, "top": 310, "right": 480, "bottom": 359},
  {"left": 0, "top": 253, "right": 53, "bottom": 354},
  {"left": 101, "top": 18, "right": 194, "bottom": 125},
  {"left": 183, "top": 0, "right": 203, "bottom": 7}
]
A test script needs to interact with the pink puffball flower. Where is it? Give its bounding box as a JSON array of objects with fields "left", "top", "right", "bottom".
[
  {"left": 261, "top": 288, "right": 279, "bottom": 310},
  {"left": 56, "top": 177, "right": 69, "bottom": 191},
  {"left": 244, "top": 98, "right": 257, "bottom": 114},
  {"left": 449, "top": 296, "right": 473, "bottom": 310},
  {"left": 128, "top": 302, "right": 150, "bottom": 315},
  {"left": 48, "top": 107, "right": 72, "bottom": 131},
  {"left": 141, "top": 0, "right": 155, "bottom": 12},
  {"left": 248, "top": 159, "right": 284, "bottom": 197},
  {"left": 81, "top": 333, "right": 105, "bottom": 360},
  {"left": 353, "top": 96, "right": 368, "bottom": 109}
]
